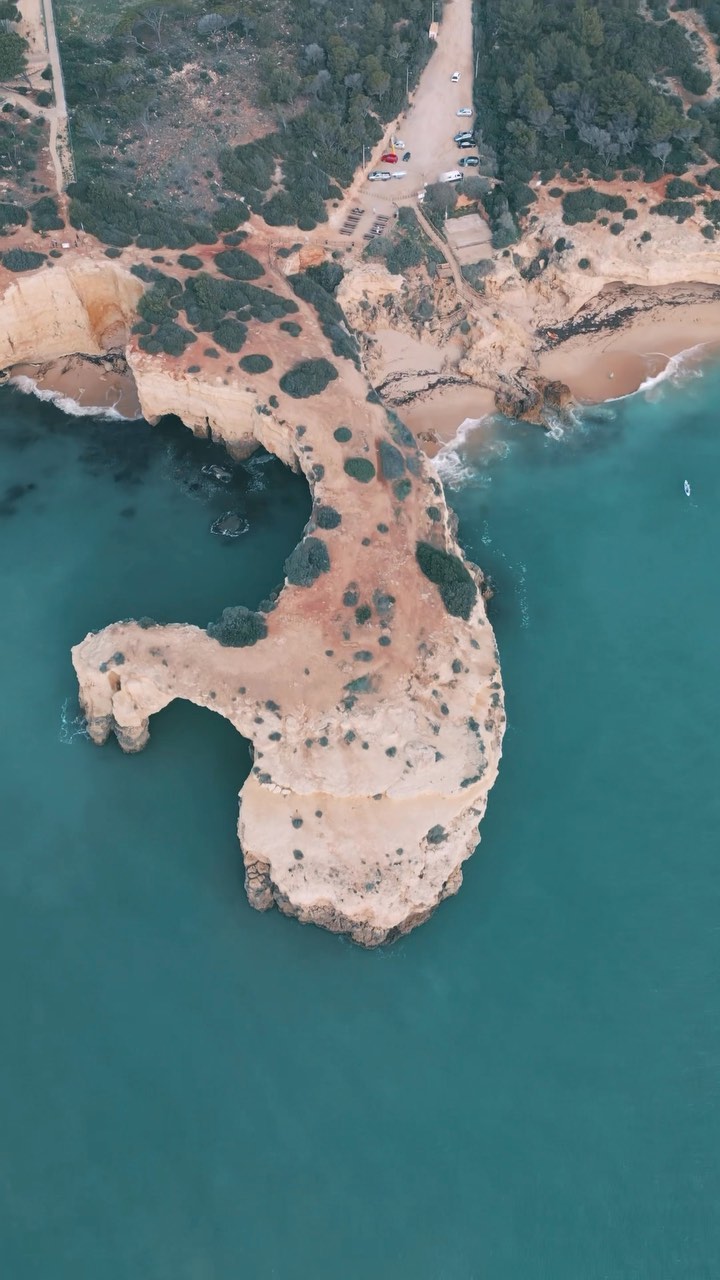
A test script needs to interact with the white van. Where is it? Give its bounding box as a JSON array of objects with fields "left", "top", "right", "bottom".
[{"left": 438, "top": 169, "right": 462, "bottom": 183}]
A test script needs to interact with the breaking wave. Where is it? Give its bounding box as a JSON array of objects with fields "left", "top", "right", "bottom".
[{"left": 9, "top": 373, "right": 140, "bottom": 421}]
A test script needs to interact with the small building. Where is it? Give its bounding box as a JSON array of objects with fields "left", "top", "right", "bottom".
[{"left": 429, "top": 21, "right": 439, "bottom": 40}]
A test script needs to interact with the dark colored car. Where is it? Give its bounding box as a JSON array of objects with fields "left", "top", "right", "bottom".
[{"left": 402, "top": 151, "right": 411, "bottom": 162}]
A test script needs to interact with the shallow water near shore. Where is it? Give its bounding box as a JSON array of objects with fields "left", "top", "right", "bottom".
[{"left": 2, "top": 370, "right": 720, "bottom": 1278}]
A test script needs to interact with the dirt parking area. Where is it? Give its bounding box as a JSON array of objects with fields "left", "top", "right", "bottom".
[{"left": 327, "top": 0, "right": 475, "bottom": 238}]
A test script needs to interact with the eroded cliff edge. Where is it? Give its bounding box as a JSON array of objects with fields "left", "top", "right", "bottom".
[{"left": 0, "top": 259, "right": 505, "bottom": 946}]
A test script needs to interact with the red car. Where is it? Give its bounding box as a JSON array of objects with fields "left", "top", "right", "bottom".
[{"left": 381, "top": 152, "right": 398, "bottom": 164}]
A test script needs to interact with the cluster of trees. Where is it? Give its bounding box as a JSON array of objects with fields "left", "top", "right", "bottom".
[
  {"left": 288, "top": 263, "right": 359, "bottom": 366},
  {"left": 0, "top": 2, "right": 27, "bottom": 84},
  {"left": 220, "top": 0, "right": 435, "bottom": 226},
  {"left": 279, "top": 358, "right": 339, "bottom": 398},
  {"left": 68, "top": 176, "right": 223, "bottom": 248},
  {"left": 128, "top": 258, "right": 298, "bottom": 355},
  {"left": 473, "top": 0, "right": 715, "bottom": 208}
]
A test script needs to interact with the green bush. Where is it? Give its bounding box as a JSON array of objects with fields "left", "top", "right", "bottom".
[
  {"left": 333, "top": 426, "right": 352, "bottom": 442},
  {"left": 279, "top": 358, "right": 338, "bottom": 398},
  {"left": 652, "top": 199, "right": 695, "bottom": 221},
  {"left": 280, "top": 320, "right": 301, "bottom": 336},
  {"left": 211, "top": 200, "right": 250, "bottom": 231},
  {"left": 416, "top": 541, "right": 477, "bottom": 621},
  {"left": 315, "top": 505, "right": 342, "bottom": 529},
  {"left": 378, "top": 440, "right": 405, "bottom": 480},
  {"left": 214, "top": 248, "right": 265, "bottom": 281},
  {"left": 105, "top": 246, "right": 122, "bottom": 258},
  {"left": 178, "top": 253, "right": 202, "bottom": 270},
  {"left": 705, "top": 167, "right": 720, "bottom": 191},
  {"left": 666, "top": 177, "right": 701, "bottom": 199},
  {"left": 150, "top": 321, "right": 195, "bottom": 356},
  {"left": 610, "top": 222, "right": 624, "bottom": 235},
  {"left": 212, "top": 318, "right": 247, "bottom": 351},
  {"left": 2, "top": 248, "right": 45, "bottom": 271},
  {"left": 289, "top": 268, "right": 358, "bottom": 366},
  {"left": 641, "top": 230, "right": 652, "bottom": 241},
  {"left": 239, "top": 353, "right": 273, "bottom": 373},
  {"left": 207, "top": 606, "right": 268, "bottom": 646},
  {"left": 622, "top": 208, "right": 638, "bottom": 220},
  {"left": 578, "top": 258, "right": 591, "bottom": 269},
  {"left": 284, "top": 536, "right": 330, "bottom": 586},
  {"left": 31, "top": 195, "right": 62, "bottom": 231},
  {"left": 344, "top": 457, "right": 376, "bottom": 483},
  {"left": 0, "top": 201, "right": 27, "bottom": 230}
]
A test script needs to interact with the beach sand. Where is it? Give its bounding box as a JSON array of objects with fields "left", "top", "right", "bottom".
[
  {"left": 10, "top": 355, "right": 142, "bottom": 419},
  {"left": 537, "top": 306, "right": 720, "bottom": 403}
]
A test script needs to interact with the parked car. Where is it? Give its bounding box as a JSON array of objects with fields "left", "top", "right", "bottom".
[
  {"left": 402, "top": 151, "right": 411, "bottom": 161},
  {"left": 459, "top": 156, "right": 479, "bottom": 167},
  {"left": 368, "top": 171, "right": 382, "bottom": 181},
  {"left": 393, "top": 139, "right": 406, "bottom": 149},
  {"left": 451, "top": 71, "right": 460, "bottom": 82},
  {"left": 457, "top": 139, "right": 475, "bottom": 149},
  {"left": 391, "top": 170, "right": 407, "bottom": 178},
  {"left": 416, "top": 190, "right": 426, "bottom": 203},
  {"left": 456, "top": 107, "right": 473, "bottom": 117},
  {"left": 381, "top": 151, "right": 398, "bottom": 163},
  {"left": 454, "top": 130, "right": 474, "bottom": 142},
  {"left": 380, "top": 172, "right": 392, "bottom": 181}
]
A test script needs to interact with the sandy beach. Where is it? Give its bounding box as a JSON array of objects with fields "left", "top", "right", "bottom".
[
  {"left": 9, "top": 355, "right": 142, "bottom": 419},
  {"left": 537, "top": 299, "right": 720, "bottom": 403}
]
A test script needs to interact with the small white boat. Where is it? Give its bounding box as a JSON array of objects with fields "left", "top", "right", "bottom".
[{"left": 684, "top": 479, "right": 691, "bottom": 497}]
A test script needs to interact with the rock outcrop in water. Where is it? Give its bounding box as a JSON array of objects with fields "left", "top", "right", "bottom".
[{"left": 0, "top": 259, "right": 505, "bottom": 946}]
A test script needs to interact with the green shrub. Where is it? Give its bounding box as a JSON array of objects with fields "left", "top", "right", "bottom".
[
  {"left": 223, "top": 231, "right": 248, "bottom": 246},
  {"left": 652, "top": 200, "right": 695, "bottom": 221},
  {"left": 702, "top": 224, "right": 715, "bottom": 239},
  {"left": 344, "top": 457, "right": 376, "bottom": 483},
  {"left": 333, "top": 426, "right": 352, "bottom": 442},
  {"left": 378, "top": 440, "right": 405, "bottom": 480},
  {"left": 207, "top": 606, "right": 267, "bottom": 646},
  {"left": 610, "top": 222, "right": 624, "bottom": 235},
  {"left": 393, "top": 478, "right": 411, "bottom": 501},
  {"left": 315, "top": 505, "right": 342, "bottom": 529},
  {"left": 35, "top": 89, "right": 52, "bottom": 107},
  {"left": 280, "top": 320, "right": 301, "bottom": 336},
  {"left": 641, "top": 231, "right": 652, "bottom": 242},
  {"left": 31, "top": 195, "right": 62, "bottom": 231},
  {"left": 239, "top": 353, "right": 273, "bottom": 373},
  {"left": 0, "top": 201, "right": 27, "bottom": 230},
  {"left": 426, "top": 505, "right": 441, "bottom": 522},
  {"left": 416, "top": 541, "right": 477, "bottom": 620},
  {"left": 622, "top": 208, "right": 638, "bottom": 220},
  {"left": 178, "top": 253, "right": 202, "bottom": 270},
  {"left": 578, "top": 258, "right": 591, "bottom": 269},
  {"left": 214, "top": 248, "right": 265, "bottom": 281},
  {"left": 2, "top": 248, "right": 45, "bottom": 271},
  {"left": 279, "top": 358, "right": 338, "bottom": 398},
  {"left": 548, "top": 187, "right": 563, "bottom": 198},
  {"left": 211, "top": 200, "right": 250, "bottom": 231},
  {"left": 705, "top": 166, "right": 720, "bottom": 191},
  {"left": 105, "top": 246, "right": 122, "bottom": 259},
  {"left": 666, "top": 177, "right": 700, "bottom": 199},
  {"left": 284, "top": 536, "right": 330, "bottom": 586},
  {"left": 212, "top": 318, "right": 247, "bottom": 352}
]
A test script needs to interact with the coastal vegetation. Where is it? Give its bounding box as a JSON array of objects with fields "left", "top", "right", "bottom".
[
  {"left": 416, "top": 542, "right": 477, "bottom": 621},
  {"left": 207, "top": 605, "right": 268, "bottom": 646},
  {"left": 279, "top": 358, "right": 339, "bottom": 398},
  {"left": 473, "top": 0, "right": 720, "bottom": 232}
]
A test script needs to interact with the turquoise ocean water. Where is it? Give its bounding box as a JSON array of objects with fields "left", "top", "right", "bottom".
[{"left": 1, "top": 366, "right": 719, "bottom": 1278}]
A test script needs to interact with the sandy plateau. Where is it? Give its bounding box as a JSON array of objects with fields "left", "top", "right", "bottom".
[{"left": 0, "top": 258, "right": 504, "bottom": 946}]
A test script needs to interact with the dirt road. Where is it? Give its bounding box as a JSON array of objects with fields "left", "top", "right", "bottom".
[{"left": 13, "top": 0, "right": 74, "bottom": 193}]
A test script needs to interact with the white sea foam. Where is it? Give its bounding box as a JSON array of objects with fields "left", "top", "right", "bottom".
[
  {"left": 9, "top": 373, "right": 140, "bottom": 421},
  {"left": 435, "top": 414, "right": 494, "bottom": 486},
  {"left": 59, "top": 698, "right": 90, "bottom": 745}
]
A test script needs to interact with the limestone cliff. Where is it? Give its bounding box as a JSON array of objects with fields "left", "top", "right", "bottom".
[{"left": 0, "top": 259, "right": 505, "bottom": 947}]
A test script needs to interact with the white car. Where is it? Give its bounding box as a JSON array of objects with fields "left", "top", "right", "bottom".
[
  {"left": 368, "top": 171, "right": 382, "bottom": 181},
  {"left": 451, "top": 72, "right": 460, "bottom": 82},
  {"left": 391, "top": 170, "right": 407, "bottom": 179},
  {"left": 456, "top": 107, "right": 473, "bottom": 117},
  {"left": 393, "top": 139, "right": 406, "bottom": 149},
  {"left": 416, "top": 190, "right": 426, "bottom": 203},
  {"left": 380, "top": 172, "right": 392, "bottom": 181}
]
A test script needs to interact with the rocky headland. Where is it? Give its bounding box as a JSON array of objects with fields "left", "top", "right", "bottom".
[{"left": 0, "top": 256, "right": 504, "bottom": 946}]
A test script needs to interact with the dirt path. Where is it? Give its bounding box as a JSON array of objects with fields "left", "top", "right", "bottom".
[{"left": 13, "top": 0, "right": 74, "bottom": 194}]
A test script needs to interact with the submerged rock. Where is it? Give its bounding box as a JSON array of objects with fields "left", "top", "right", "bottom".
[
  {"left": 211, "top": 511, "right": 249, "bottom": 538},
  {"left": 202, "top": 463, "right": 233, "bottom": 483}
]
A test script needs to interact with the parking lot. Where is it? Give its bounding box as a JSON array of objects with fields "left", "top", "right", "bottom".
[{"left": 326, "top": 0, "right": 479, "bottom": 245}]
